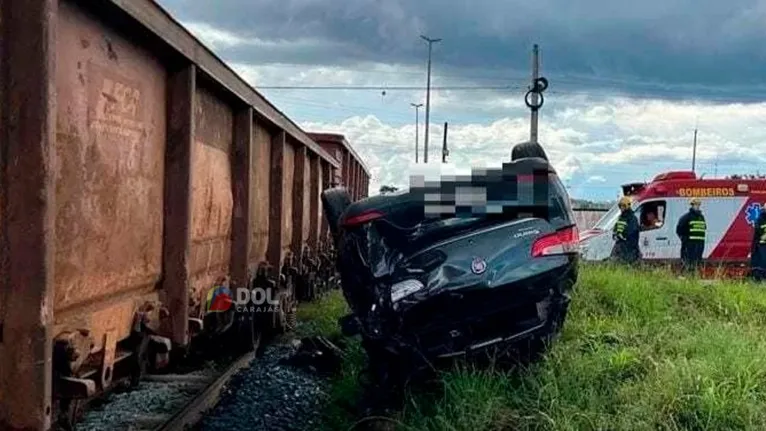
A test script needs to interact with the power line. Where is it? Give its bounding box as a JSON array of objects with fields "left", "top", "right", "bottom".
[
  {"left": 258, "top": 85, "right": 523, "bottom": 91},
  {"left": 249, "top": 62, "right": 766, "bottom": 97},
  {"left": 256, "top": 82, "right": 766, "bottom": 102},
  {"left": 249, "top": 62, "right": 527, "bottom": 83}
]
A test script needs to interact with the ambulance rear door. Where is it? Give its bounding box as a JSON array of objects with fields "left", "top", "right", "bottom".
[{"left": 636, "top": 198, "right": 682, "bottom": 260}]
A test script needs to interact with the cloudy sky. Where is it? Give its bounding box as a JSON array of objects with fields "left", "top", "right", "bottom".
[{"left": 157, "top": 0, "right": 766, "bottom": 202}]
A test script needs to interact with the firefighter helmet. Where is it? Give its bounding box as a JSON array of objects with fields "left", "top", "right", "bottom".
[
  {"left": 618, "top": 196, "right": 632, "bottom": 208},
  {"left": 690, "top": 197, "right": 702, "bottom": 206}
]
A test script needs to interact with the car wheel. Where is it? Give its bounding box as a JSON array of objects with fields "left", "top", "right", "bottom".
[{"left": 511, "top": 141, "right": 549, "bottom": 161}]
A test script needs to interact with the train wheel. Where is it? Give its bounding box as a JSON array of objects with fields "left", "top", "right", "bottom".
[
  {"left": 55, "top": 398, "right": 84, "bottom": 431},
  {"left": 128, "top": 332, "right": 150, "bottom": 388},
  {"left": 235, "top": 308, "right": 263, "bottom": 353},
  {"left": 273, "top": 285, "right": 298, "bottom": 334}
]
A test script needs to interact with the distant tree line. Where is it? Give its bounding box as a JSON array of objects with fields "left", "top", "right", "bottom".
[
  {"left": 571, "top": 199, "right": 613, "bottom": 210},
  {"left": 379, "top": 185, "right": 399, "bottom": 194}
]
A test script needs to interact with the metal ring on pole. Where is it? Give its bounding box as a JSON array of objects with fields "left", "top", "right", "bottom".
[
  {"left": 524, "top": 76, "right": 548, "bottom": 112},
  {"left": 524, "top": 89, "right": 544, "bottom": 111},
  {"left": 533, "top": 77, "right": 548, "bottom": 93}
]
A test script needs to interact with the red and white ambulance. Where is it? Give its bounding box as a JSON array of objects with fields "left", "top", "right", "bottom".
[{"left": 579, "top": 171, "right": 766, "bottom": 277}]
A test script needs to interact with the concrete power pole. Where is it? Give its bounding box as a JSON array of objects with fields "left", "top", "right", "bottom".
[
  {"left": 410, "top": 103, "right": 423, "bottom": 163},
  {"left": 692, "top": 127, "right": 698, "bottom": 174},
  {"left": 530, "top": 44, "right": 540, "bottom": 144},
  {"left": 442, "top": 122, "right": 449, "bottom": 163},
  {"left": 421, "top": 35, "right": 441, "bottom": 163}
]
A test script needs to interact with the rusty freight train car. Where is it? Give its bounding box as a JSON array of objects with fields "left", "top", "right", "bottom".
[
  {"left": 308, "top": 133, "right": 371, "bottom": 201},
  {"left": 0, "top": 1, "right": 366, "bottom": 430}
]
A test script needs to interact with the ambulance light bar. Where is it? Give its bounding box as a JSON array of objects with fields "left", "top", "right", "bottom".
[{"left": 653, "top": 171, "right": 696, "bottom": 181}]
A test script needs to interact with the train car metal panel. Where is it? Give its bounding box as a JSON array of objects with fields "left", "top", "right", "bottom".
[
  {"left": 348, "top": 159, "right": 356, "bottom": 199},
  {"left": 162, "top": 64, "right": 195, "bottom": 346},
  {"left": 189, "top": 85, "right": 234, "bottom": 305},
  {"left": 307, "top": 132, "right": 370, "bottom": 199},
  {"left": 103, "top": 0, "right": 340, "bottom": 167},
  {"left": 230, "top": 107, "right": 252, "bottom": 289},
  {"left": 0, "top": 1, "right": 58, "bottom": 429},
  {"left": 53, "top": 0, "right": 166, "bottom": 350},
  {"left": 280, "top": 141, "right": 296, "bottom": 262},
  {"left": 249, "top": 122, "right": 273, "bottom": 266},
  {"left": 291, "top": 146, "right": 306, "bottom": 252},
  {"left": 309, "top": 155, "right": 322, "bottom": 248},
  {"left": 0, "top": 0, "right": 5, "bottom": 416},
  {"left": 299, "top": 150, "right": 312, "bottom": 246},
  {"left": 320, "top": 162, "right": 332, "bottom": 240},
  {"left": 356, "top": 163, "right": 361, "bottom": 199},
  {"left": 344, "top": 151, "right": 351, "bottom": 189}
]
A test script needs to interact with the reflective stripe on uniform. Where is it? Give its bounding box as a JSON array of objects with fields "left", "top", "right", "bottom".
[
  {"left": 689, "top": 219, "right": 706, "bottom": 241},
  {"left": 614, "top": 220, "right": 627, "bottom": 240},
  {"left": 760, "top": 223, "right": 766, "bottom": 244}
]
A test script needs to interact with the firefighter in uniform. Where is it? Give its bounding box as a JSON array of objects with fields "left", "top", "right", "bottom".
[
  {"left": 751, "top": 208, "right": 766, "bottom": 282},
  {"left": 611, "top": 196, "right": 640, "bottom": 264},
  {"left": 676, "top": 197, "right": 706, "bottom": 274}
]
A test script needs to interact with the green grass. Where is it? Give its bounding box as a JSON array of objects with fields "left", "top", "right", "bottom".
[
  {"left": 295, "top": 290, "right": 351, "bottom": 339},
  {"left": 298, "top": 265, "right": 766, "bottom": 431}
]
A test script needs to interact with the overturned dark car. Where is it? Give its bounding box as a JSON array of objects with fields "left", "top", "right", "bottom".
[{"left": 321, "top": 155, "right": 579, "bottom": 391}]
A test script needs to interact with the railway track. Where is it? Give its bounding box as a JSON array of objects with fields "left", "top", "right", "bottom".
[
  {"left": 151, "top": 352, "right": 256, "bottom": 431},
  {"left": 69, "top": 287, "right": 339, "bottom": 430},
  {"left": 74, "top": 350, "right": 259, "bottom": 431}
]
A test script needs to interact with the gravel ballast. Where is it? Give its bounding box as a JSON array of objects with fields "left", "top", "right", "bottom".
[
  {"left": 77, "top": 369, "right": 217, "bottom": 431},
  {"left": 198, "top": 341, "right": 331, "bottom": 431}
]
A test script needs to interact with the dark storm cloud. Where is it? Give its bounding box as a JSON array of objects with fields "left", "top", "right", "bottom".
[{"left": 157, "top": 0, "right": 766, "bottom": 100}]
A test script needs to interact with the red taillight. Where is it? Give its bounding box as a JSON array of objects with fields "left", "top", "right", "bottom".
[
  {"left": 531, "top": 226, "right": 580, "bottom": 257},
  {"left": 342, "top": 210, "right": 384, "bottom": 227}
]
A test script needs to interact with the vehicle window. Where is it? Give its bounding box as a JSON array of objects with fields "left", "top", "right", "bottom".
[{"left": 638, "top": 200, "right": 666, "bottom": 231}]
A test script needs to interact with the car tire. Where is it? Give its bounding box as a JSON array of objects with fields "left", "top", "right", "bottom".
[
  {"left": 511, "top": 141, "right": 549, "bottom": 161},
  {"left": 321, "top": 187, "right": 352, "bottom": 240}
]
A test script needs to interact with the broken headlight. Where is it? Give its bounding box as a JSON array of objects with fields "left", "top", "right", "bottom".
[{"left": 390, "top": 279, "right": 424, "bottom": 302}]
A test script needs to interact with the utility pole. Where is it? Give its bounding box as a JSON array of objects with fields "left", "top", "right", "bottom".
[
  {"left": 442, "top": 122, "right": 449, "bottom": 163},
  {"left": 692, "top": 127, "right": 698, "bottom": 173},
  {"left": 410, "top": 103, "right": 423, "bottom": 163},
  {"left": 529, "top": 44, "right": 540, "bottom": 144},
  {"left": 421, "top": 34, "right": 441, "bottom": 163}
]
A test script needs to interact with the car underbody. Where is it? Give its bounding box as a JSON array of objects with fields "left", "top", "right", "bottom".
[{"left": 322, "top": 156, "right": 579, "bottom": 405}]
